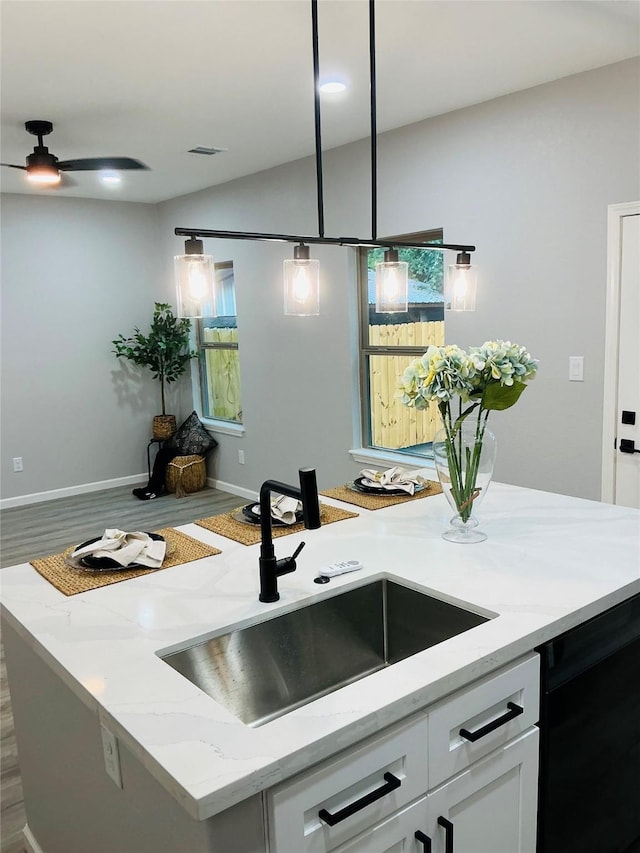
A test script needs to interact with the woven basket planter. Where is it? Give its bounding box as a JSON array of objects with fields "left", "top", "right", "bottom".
[
  {"left": 152, "top": 415, "right": 176, "bottom": 440},
  {"left": 165, "top": 454, "right": 206, "bottom": 498}
]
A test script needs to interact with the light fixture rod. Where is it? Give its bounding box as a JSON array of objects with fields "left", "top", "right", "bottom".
[
  {"left": 311, "top": 0, "right": 325, "bottom": 238},
  {"left": 369, "top": 0, "right": 377, "bottom": 241},
  {"left": 174, "top": 227, "right": 474, "bottom": 253}
]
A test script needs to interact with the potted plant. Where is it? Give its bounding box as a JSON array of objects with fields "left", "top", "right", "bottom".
[{"left": 112, "top": 302, "right": 198, "bottom": 439}]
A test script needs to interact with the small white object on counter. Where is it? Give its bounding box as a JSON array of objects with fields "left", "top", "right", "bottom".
[{"left": 319, "top": 560, "right": 363, "bottom": 577}]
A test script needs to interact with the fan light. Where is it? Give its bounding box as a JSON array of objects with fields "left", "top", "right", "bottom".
[
  {"left": 174, "top": 238, "right": 217, "bottom": 319},
  {"left": 27, "top": 166, "right": 60, "bottom": 185}
]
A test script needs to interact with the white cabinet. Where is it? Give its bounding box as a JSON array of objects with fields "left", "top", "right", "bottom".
[
  {"left": 422, "top": 729, "right": 539, "bottom": 853},
  {"left": 268, "top": 654, "right": 540, "bottom": 853}
]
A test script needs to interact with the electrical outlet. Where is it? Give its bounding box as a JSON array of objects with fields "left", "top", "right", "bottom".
[
  {"left": 100, "top": 724, "right": 123, "bottom": 788},
  {"left": 238, "top": 449, "right": 245, "bottom": 464},
  {"left": 12, "top": 457, "right": 23, "bottom": 472}
]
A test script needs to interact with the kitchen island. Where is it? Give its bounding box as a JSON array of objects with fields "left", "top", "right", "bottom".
[{"left": 1, "top": 482, "right": 639, "bottom": 853}]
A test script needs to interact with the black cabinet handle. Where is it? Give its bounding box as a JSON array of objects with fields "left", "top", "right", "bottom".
[
  {"left": 415, "top": 829, "right": 432, "bottom": 851},
  {"left": 318, "top": 772, "right": 401, "bottom": 826},
  {"left": 438, "top": 816, "right": 454, "bottom": 853},
  {"left": 459, "top": 701, "right": 523, "bottom": 743}
]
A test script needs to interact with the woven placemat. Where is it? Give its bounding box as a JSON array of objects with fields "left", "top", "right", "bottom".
[
  {"left": 320, "top": 480, "right": 442, "bottom": 510},
  {"left": 30, "top": 528, "right": 221, "bottom": 596},
  {"left": 195, "top": 503, "right": 359, "bottom": 546}
]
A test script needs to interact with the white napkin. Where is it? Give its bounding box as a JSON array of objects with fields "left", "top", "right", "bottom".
[
  {"left": 359, "top": 467, "right": 427, "bottom": 495},
  {"left": 270, "top": 495, "right": 302, "bottom": 525},
  {"left": 72, "top": 529, "right": 166, "bottom": 568}
]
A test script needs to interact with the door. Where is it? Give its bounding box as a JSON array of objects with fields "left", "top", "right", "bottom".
[{"left": 602, "top": 202, "right": 640, "bottom": 507}]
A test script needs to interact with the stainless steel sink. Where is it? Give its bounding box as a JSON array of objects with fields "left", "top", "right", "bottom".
[{"left": 159, "top": 579, "right": 490, "bottom": 727}]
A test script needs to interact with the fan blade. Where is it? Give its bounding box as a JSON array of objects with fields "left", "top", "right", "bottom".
[
  {"left": 1, "top": 163, "right": 27, "bottom": 170},
  {"left": 57, "top": 157, "right": 148, "bottom": 172}
]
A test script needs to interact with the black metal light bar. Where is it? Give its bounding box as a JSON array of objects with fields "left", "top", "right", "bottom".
[
  {"left": 174, "top": 0, "right": 476, "bottom": 257},
  {"left": 174, "top": 227, "right": 474, "bottom": 253}
]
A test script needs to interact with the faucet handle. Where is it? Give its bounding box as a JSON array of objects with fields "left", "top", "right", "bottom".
[
  {"left": 291, "top": 541, "right": 306, "bottom": 561},
  {"left": 275, "top": 541, "right": 306, "bottom": 578}
]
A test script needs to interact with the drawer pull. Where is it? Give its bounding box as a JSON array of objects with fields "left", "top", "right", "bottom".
[
  {"left": 459, "top": 701, "right": 523, "bottom": 743},
  {"left": 318, "top": 771, "right": 401, "bottom": 826},
  {"left": 437, "top": 816, "right": 454, "bottom": 853},
  {"left": 415, "top": 829, "right": 432, "bottom": 851}
]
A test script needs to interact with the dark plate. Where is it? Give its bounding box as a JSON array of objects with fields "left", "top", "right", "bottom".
[
  {"left": 352, "top": 476, "right": 424, "bottom": 497},
  {"left": 241, "top": 503, "right": 303, "bottom": 527},
  {"left": 74, "top": 532, "right": 165, "bottom": 570}
]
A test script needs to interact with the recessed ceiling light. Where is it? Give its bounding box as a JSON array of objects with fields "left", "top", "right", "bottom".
[
  {"left": 100, "top": 171, "right": 121, "bottom": 186},
  {"left": 319, "top": 81, "right": 347, "bottom": 94}
]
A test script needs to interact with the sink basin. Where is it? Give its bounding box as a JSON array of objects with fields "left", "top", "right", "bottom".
[{"left": 159, "top": 579, "right": 490, "bottom": 727}]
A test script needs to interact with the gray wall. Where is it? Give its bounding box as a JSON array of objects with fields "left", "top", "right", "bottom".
[
  {"left": 2, "top": 58, "right": 639, "bottom": 503},
  {"left": 0, "top": 195, "right": 163, "bottom": 499}
]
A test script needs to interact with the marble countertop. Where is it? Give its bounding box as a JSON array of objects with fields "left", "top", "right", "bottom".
[{"left": 1, "top": 482, "right": 639, "bottom": 821}]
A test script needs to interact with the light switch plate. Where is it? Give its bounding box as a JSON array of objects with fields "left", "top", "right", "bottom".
[
  {"left": 569, "top": 356, "right": 584, "bottom": 381},
  {"left": 100, "top": 724, "right": 123, "bottom": 788}
]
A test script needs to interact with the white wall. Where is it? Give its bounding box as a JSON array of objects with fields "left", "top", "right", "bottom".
[
  {"left": 2, "top": 58, "right": 638, "bottom": 504},
  {"left": 0, "top": 195, "right": 163, "bottom": 500}
]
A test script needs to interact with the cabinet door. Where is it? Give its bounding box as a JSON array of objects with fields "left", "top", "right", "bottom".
[
  {"left": 425, "top": 728, "right": 539, "bottom": 853},
  {"left": 332, "top": 798, "right": 430, "bottom": 853}
]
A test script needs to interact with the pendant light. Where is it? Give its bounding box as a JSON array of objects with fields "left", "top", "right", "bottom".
[
  {"left": 375, "top": 248, "right": 408, "bottom": 313},
  {"left": 283, "top": 243, "right": 320, "bottom": 315},
  {"left": 174, "top": 237, "right": 217, "bottom": 319},
  {"left": 445, "top": 251, "right": 478, "bottom": 312},
  {"left": 175, "top": 1, "right": 477, "bottom": 311}
]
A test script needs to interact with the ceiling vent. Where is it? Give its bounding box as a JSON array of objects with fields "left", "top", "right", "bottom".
[{"left": 187, "top": 146, "right": 227, "bottom": 156}]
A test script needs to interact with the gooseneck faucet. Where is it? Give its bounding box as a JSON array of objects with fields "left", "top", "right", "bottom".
[{"left": 259, "top": 467, "right": 321, "bottom": 603}]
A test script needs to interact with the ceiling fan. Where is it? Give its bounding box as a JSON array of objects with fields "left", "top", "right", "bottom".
[{"left": 1, "top": 120, "right": 149, "bottom": 187}]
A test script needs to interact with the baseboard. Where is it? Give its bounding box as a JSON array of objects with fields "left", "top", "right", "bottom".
[
  {"left": 0, "top": 474, "right": 255, "bottom": 511},
  {"left": 22, "top": 824, "right": 44, "bottom": 853},
  {"left": 0, "top": 474, "right": 146, "bottom": 510},
  {"left": 207, "top": 477, "right": 257, "bottom": 502}
]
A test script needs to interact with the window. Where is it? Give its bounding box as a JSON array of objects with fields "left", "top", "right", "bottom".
[
  {"left": 196, "top": 261, "right": 242, "bottom": 424},
  {"left": 359, "top": 232, "right": 444, "bottom": 457}
]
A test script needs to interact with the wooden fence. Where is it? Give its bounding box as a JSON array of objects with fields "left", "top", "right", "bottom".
[
  {"left": 202, "top": 328, "right": 242, "bottom": 422},
  {"left": 369, "top": 321, "right": 445, "bottom": 450}
]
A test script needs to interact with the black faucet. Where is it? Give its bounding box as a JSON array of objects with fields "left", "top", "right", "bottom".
[{"left": 258, "top": 467, "right": 321, "bottom": 602}]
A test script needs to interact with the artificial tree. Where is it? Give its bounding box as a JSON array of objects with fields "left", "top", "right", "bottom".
[{"left": 112, "top": 302, "right": 198, "bottom": 438}]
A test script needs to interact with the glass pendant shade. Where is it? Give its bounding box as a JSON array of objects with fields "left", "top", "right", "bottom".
[
  {"left": 283, "top": 244, "right": 320, "bottom": 315},
  {"left": 445, "top": 252, "right": 478, "bottom": 312},
  {"left": 174, "top": 238, "right": 217, "bottom": 318},
  {"left": 375, "top": 249, "right": 408, "bottom": 313}
]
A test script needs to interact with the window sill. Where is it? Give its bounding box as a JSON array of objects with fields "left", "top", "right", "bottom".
[
  {"left": 202, "top": 420, "right": 245, "bottom": 438},
  {"left": 349, "top": 447, "right": 436, "bottom": 474}
]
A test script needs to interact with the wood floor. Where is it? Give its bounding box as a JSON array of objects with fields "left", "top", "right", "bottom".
[{"left": 0, "top": 483, "right": 243, "bottom": 853}]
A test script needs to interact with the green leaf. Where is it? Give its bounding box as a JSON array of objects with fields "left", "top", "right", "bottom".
[{"left": 483, "top": 381, "right": 527, "bottom": 411}]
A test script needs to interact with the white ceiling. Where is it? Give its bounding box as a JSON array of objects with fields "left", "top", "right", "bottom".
[{"left": 1, "top": 0, "right": 638, "bottom": 204}]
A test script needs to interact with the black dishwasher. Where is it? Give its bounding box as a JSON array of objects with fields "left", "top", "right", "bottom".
[{"left": 537, "top": 592, "right": 640, "bottom": 853}]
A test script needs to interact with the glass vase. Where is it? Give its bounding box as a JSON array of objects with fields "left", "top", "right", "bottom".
[{"left": 433, "top": 421, "right": 497, "bottom": 543}]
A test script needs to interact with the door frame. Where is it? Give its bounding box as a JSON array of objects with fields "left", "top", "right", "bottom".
[{"left": 601, "top": 200, "right": 640, "bottom": 503}]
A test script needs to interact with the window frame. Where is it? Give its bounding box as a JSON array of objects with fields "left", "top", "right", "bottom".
[{"left": 193, "top": 260, "right": 245, "bottom": 436}]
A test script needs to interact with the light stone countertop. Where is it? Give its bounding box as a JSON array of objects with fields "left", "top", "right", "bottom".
[{"left": 1, "top": 482, "right": 639, "bottom": 821}]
